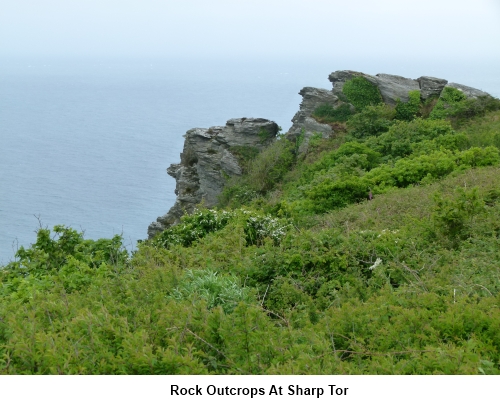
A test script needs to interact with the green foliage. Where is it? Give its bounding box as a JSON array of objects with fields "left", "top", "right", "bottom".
[
  {"left": 220, "top": 137, "right": 296, "bottom": 208},
  {"left": 301, "top": 141, "right": 381, "bottom": 183},
  {"left": 1, "top": 225, "right": 128, "bottom": 299},
  {"left": 228, "top": 145, "right": 260, "bottom": 172},
  {"left": 430, "top": 87, "right": 500, "bottom": 124},
  {"left": 244, "top": 213, "right": 291, "bottom": 246},
  {"left": 312, "top": 103, "right": 354, "bottom": 123},
  {"left": 153, "top": 209, "right": 234, "bottom": 249},
  {"left": 244, "top": 137, "right": 296, "bottom": 193},
  {"left": 347, "top": 103, "right": 396, "bottom": 139},
  {"left": 430, "top": 87, "right": 468, "bottom": 120},
  {"left": 153, "top": 208, "right": 291, "bottom": 250},
  {"left": 257, "top": 128, "right": 273, "bottom": 144},
  {"left": 342, "top": 76, "right": 383, "bottom": 111},
  {"left": 432, "top": 187, "right": 485, "bottom": 246},
  {"left": 459, "top": 110, "right": 500, "bottom": 148},
  {"left": 3, "top": 88, "right": 500, "bottom": 375},
  {"left": 170, "top": 269, "right": 251, "bottom": 314},
  {"left": 366, "top": 118, "right": 454, "bottom": 159},
  {"left": 304, "top": 175, "right": 371, "bottom": 212},
  {"left": 395, "top": 90, "right": 421, "bottom": 121}
]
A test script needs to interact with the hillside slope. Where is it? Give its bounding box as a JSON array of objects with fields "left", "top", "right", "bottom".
[{"left": 1, "top": 73, "right": 500, "bottom": 374}]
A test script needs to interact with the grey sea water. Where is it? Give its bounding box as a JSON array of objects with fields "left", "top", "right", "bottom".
[{"left": 1, "top": 56, "right": 499, "bottom": 264}]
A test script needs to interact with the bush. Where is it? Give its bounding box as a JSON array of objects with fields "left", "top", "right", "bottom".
[
  {"left": 347, "top": 104, "right": 396, "bottom": 139},
  {"left": 170, "top": 269, "right": 251, "bottom": 314},
  {"left": 432, "top": 187, "right": 485, "bottom": 246},
  {"left": 430, "top": 87, "right": 500, "bottom": 124},
  {"left": 395, "top": 90, "right": 421, "bottom": 121},
  {"left": 153, "top": 208, "right": 291, "bottom": 249},
  {"left": 154, "top": 209, "right": 235, "bottom": 249},
  {"left": 312, "top": 103, "right": 354, "bottom": 123},
  {"left": 342, "top": 76, "right": 383, "bottom": 111},
  {"left": 0, "top": 226, "right": 128, "bottom": 299},
  {"left": 301, "top": 141, "right": 381, "bottom": 183},
  {"left": 228, "top": 146, "right": 260, "bottom": 173},
  {"left": 244, "top": 214, "right": 291, "bottom": 246},
  {"left": 305, "top": 175, "right": 371, "bottom": 212},
  {"left": 366, "top": 118, "right": 454, "bottom": 159}
]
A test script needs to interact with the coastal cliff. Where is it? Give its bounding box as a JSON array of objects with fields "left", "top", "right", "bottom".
[
  {"left": 148, "top": 118, "right": 278, "bottom": 238},
  {"left": 149, "top": 70, "right": 490, "bottom": 238}
]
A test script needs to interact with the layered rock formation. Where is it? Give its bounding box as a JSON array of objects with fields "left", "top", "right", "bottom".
[
  {"left": 148, "top": 118, "right": 278, "bottom": 238},
  {"left": 287, "top": 70, "right": 490, "bottom": 149},
  {"left": 287, "top": 87, "right": 341, "bottom": 146}
]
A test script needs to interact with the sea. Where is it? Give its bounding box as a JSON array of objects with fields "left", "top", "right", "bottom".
[{"left": 1, "top": 55, "right": 499, "bottom": 264}]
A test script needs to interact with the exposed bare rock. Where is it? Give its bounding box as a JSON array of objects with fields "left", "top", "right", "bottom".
[
  {"left": 328, "top": 70, "right": 489, "bottom": 105},
  {"left": 148, "top": 70, "right": 494, "bottom": 240},
  {"left": 374, "top": 73, "right": 420, "bottom": 105},
  {"left": 287, "top": 87, "right": 341, "bottom": 150},
  {"left": 147, "top": 118, "right": 278, "bottom": 238},
  {"left": 446, "top": 82, "right": 490, "bottom": 98},
  {"left": 417, "top": 76, "right": 448, "bottom": 100},
  {"left": 329, "top": 70, "right": 420, "bottom": 105}
]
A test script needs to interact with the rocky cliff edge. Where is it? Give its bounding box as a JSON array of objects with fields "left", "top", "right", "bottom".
[
  {"left": 147, "top": 118, "right": 278, "bottom": 238},
  {"left": 148, "top": 70, "right": 489, "bottom": 238}
]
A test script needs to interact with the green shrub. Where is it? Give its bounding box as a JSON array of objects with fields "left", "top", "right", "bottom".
[
  {"left": 342, "top": 76, "right": 383, "bottom": 111},
  {"left": 395, "top": 90, "right": 421, "bottom": 121},
  {"left": 366, "top": 118, "right": 454, "bottom": 159},
  {"left": 305, "top": 175, "right": 371, "bottom": 212},
  {"left": 410, "top": 133, "right": 470, "bottom": 156},
  {"left": 457, "top": 146, "right": 500, "bottom": 167},
  {"left": 170, "top": 269, "right": 251, "bottom": 314},
  {"left": 429, "top": 87, "right": 500, "bottom": 124},
  {"left": 153, "top": 209, "right": 291, "bottom": 250},
  {"left": 235, "top": 137, "right": 295, "bottom": 196},
  {"left": 219, "top": 184, "right": 258, "bottom": 208},
  {"left": 432, "top": 187, "right": 485, "bottom": 246},
  {"left": 228, "top": 145, "right": 260, "bottom": 172},
  {"left": 0, "top": 225, "right": 127, "bottom": 300},
  {"left": 312, "top": 103, "right": 354, "bottom": 123},
  {"left": 301, "top": 142, "right": 381, "bottom": 183},
  {"left": 244, "top": 214, "right": 291, "bottom": 246},
  {"left": 347, "top": 104, "right": 396, "bottom": 139},
  {"left": 154, "top": 209, "right": 235, "bottom": 249}
]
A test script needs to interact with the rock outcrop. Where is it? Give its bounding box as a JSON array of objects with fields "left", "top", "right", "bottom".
[
  {"left": 148, "top": 118, "right": 279, "bottom": 238},
  {"left": 149, "top": 70, "right": 491, "bottom": 238},
  {"left": 287, "top": 70, "right": 490, "bottom": 148},
  {"left": 287, "top": 87, "right": 341, "bottom": 144}
]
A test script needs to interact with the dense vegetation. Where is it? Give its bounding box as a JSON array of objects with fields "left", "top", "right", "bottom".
[{"left": 2, "top": 81, "right": 500, "bottom": 374}]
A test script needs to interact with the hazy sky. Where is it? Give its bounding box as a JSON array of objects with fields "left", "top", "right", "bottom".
[{"left": 1, "top": 0, "right": 500, "bottom": 60}]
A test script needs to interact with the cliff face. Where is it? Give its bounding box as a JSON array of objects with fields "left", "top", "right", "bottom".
[
  {"left": 148, "top": 70, "right": 490, "bottom": 238},
  {"left": 148, "top": 118, "right": 278, "bottom": 238}
]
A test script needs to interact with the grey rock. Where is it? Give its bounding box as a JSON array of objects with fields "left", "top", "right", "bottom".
[
  {"left": 446, "top": 83, "right": 490, "bottom": 98},
  {"left": 329, "top": 70, "right": 378, "bottom": 98},
  {"left": 329, "top": 70, "right": 420, "bottom": 105},
  {"left": 374, "top": 73, "right": 420, "bottom": 105},
  {"left": 287, "top": 87, "right": 341, "bottom": 147},
  {"left": 417, "top": 76, "right": 448, "bottom": 100},
  {"left": 147, "top": 118, "right": 278, "bottom": 238},
  {"left": 329, "top": 70, "right": 489, "bottom": 106}
]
